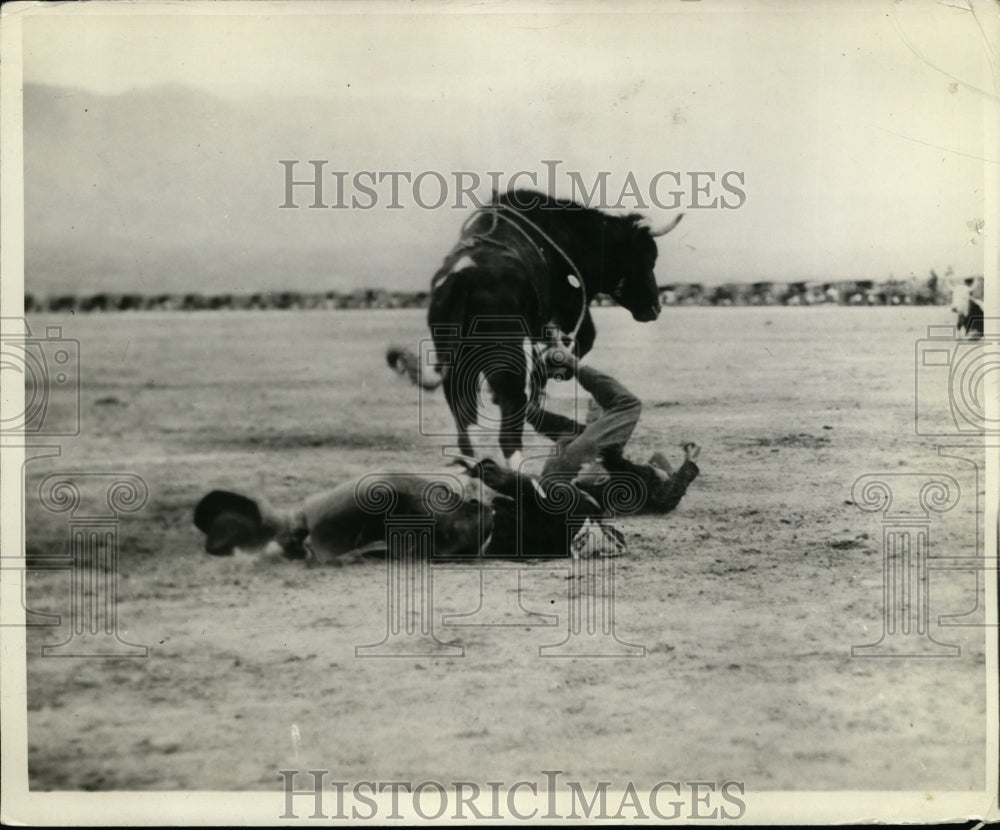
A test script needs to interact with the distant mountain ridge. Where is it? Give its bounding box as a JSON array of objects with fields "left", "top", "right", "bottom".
[
  {"left": 22, "top": 82, "right": 450, "bottom": 295},
  {"left": 21, "top": 82, "right": 967, "bottom": 297}
]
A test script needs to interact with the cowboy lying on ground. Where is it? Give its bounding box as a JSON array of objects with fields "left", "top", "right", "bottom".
[
  {"left": 194, "top": 348, "right": 699, "bottom": 563},
  {"left": 193, "top": 461, "right": 625, "bottom": 564}
]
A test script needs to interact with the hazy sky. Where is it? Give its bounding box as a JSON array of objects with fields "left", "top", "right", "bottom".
[{"left": 16, "top": 0, "right": 999, "bottom": 293}]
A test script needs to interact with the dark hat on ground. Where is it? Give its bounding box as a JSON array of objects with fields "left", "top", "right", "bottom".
[{"left": 193, "top": 490, "right": 269, "bottom": 556}]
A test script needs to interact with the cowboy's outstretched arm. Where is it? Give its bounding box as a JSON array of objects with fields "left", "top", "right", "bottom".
[
  {"left": 646, "top": 444, "right": 701, "bottom": 514},
  {"left": 650, "top": 460, "right": 700, "bottom": 514}
]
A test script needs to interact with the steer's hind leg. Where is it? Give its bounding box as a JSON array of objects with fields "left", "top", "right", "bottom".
[
  {"left": 483, "top": 343, "right": 529, "bottom": 466},
  {"left": 441, "top": 368, "right": 477, "bottom": 459},
  {"left": 497, "top": 391, "right": 528, "bottom": 468}
]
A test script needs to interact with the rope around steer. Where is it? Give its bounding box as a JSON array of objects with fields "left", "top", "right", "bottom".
[{"left": 451, "top": 203, "right": 589, "bottom": 351}]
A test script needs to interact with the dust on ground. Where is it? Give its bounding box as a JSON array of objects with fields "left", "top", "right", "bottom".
[{"left": 22, "top": 306, "right": 987, "bottom": 791}]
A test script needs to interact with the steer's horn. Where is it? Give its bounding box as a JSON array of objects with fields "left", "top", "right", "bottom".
[{"left": 647, "top": 213, "right": 684, "bottom": 237}]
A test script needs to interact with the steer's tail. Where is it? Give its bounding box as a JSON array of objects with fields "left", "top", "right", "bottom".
[{"left": 386, "top": 344, "right": 443, "bottom": 390}]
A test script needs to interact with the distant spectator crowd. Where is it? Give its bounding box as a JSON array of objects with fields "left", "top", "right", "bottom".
[{"left": 26, "top": 274, "right": 980, "bottom": 313}]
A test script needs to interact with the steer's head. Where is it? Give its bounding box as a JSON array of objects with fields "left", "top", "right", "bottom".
[{"left": 607, "top": 214, "right": 684, "bottom": 323}]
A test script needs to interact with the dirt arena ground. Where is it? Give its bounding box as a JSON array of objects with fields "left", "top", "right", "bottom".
[{"left": 22, "top": 306, "right": 988, "bottom": 792}]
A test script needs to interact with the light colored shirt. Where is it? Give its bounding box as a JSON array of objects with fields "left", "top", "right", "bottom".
[{"left": 951, "top": 283, "right": 971, "bottom": 314}]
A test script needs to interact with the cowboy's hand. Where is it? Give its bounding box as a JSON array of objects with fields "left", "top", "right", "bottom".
[
  {"left": 543, "top": 345, "right": 577, "bottom": 380},
  {"left": 474, "top": 458, "right": 515, "bottom": 492}
]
